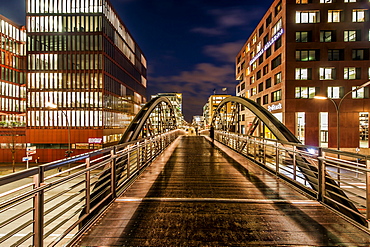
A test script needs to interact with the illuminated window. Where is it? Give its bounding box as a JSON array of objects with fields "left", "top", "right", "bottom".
[
  {"left": 344, "top": 0, "right": 356, "bottom": 2},
  {"left": 328, "top": 10, "right": 341, "bottom": 22},
  {"left": 274, "top": 72, "right": 282, "bottom": 84},
  {"left": 344, "top": 67, "right": 360, "bottom": 80},
  {"left": 271, "top": 90, "right": 282, "bottom": 102},
  {"left": 295, "top": 68, "right": 311, "bottom": 80},
  {"left": 272, "top": 19, "right": 282, "bottom": 36},
  {"left": 353, "top": 9, "right": 366, "bottom": 22},
  {"left": 327, "top": 86, "right": 342, "bottom": 98},
  {"left": 320, "top": 0, "right": 332, "bottom": 2},
  {"left": 251, "top": 87, "right": 257, "bottom": 96},
  {"left": 295, "top": 87, "right": 316, "bottom": 98},
  {"left": 344, "top": 30, "right": 359, "bottom": 41},
  {"left": 296, "top": 10, "right": 320, "bottom": 23},
  {"left": 296, "top": 0, "right": 309, "bottom": 3},
  {"left": 296, "top": 50, "right": 317, "bottom": 61},
  {"left": 252, "top": 34, "right": 257, "bottom": 44},
  {"left": 296, "top": 31, "right": 310, "bottom": 42},
  {"left": 352, "top": 87, "right": 368, "bottom": 99},
  {"left": 320, "top": 30, "right": 334, "bottom": 42},
  {"left": 320, "top": 67, "right": 335, "bottom": 80}
]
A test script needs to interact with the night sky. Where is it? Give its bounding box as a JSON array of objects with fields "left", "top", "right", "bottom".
[{"left": 1, "top": 0, "right": 273, "bottom": 121}]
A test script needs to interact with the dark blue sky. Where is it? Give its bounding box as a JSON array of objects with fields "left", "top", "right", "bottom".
[{"left": 0, "top": 0, "right": 273, "bottom": 121}]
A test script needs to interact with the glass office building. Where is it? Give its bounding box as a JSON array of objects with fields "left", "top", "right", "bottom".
[{"left": 26, "top": 0, "right": 147, "bottom": 161}]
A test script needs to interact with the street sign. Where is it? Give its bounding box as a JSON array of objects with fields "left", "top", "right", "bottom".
[
  {"left": 27, "top": 151, "right": 36, "bottom": 155},
  {"left": 88, "top": 138, "right": 102, "bottom": 144},
  {"left": 26, "top": 146, "right": 36, "bottom": 151},
  {"left": 22, "top": 156, "right": 33, "bottom": 162}
]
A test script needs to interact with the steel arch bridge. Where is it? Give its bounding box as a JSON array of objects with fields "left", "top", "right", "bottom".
[{"left": 211, "top": 96, "right": 366, "bottom": 226}]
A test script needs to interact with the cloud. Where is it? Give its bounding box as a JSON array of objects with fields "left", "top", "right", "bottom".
[
  {"left": 191, "top": 7, "right": 266, "bottom": 36},
  {"left": 203, "top": 40, "right": 245, "bottom": 63}
]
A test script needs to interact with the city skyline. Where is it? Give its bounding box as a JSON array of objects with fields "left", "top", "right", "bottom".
[{"left": 0, "top": 0, "right": 273, "bottom": 121}]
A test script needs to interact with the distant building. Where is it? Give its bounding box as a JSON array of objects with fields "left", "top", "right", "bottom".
[
  {"left": 236, "top": 0, "right": 370, "bottom": 150},
  {"left": 192, "top": 115, "right": 204, "bottom": 128},
  {"left": 26, "top": 0, "right": 147, "bottom": 161},
  {"left": 151, "top": 93, "right": 184, "bottom": 126},
  {"left": 203, "top": 94, "right": 231, "bottom": 127},
  {"left": 0, "top": 15, "right": 27, "bottom": 162}
]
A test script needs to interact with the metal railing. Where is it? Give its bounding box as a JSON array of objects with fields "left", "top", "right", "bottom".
[
  {"left": 0, "top": 130, "right": 183, "bottom": 247},
  {"left": 215, "top": 130, "right": 370, "bottom": 228}
]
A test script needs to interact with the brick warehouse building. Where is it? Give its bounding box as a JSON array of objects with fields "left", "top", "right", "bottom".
[
  {"left": 0, "top": 0, "right": 147, "bottom": 163},
  {"left": 236, "top": 0, "right": 370, "bottom": 150}
]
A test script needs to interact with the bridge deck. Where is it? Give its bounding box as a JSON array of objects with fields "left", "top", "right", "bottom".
[{"left": 78, "top": 136, "right": 370, "bottom": 246}]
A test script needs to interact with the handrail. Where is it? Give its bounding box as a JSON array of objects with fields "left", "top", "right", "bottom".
[
  {"left": 0, "top": 129, "right": 184, "bottom": 247},
  {"left": 214, "top": 130, "right": 370, "bottom": 229}
]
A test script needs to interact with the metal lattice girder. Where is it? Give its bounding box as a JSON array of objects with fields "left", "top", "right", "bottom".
[{"left": 211, "top": 96, "right": 367, "bottom": 226}]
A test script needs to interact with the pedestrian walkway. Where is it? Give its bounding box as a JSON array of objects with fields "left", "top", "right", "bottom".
[{"left": 77, "top": 136, "right": 370, "bottom": 246}]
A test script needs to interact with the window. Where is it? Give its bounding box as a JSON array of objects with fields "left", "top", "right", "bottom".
[
  {"left": 263, "top": 94, "right": 269, "bottom": 104},
  {"left": 263, "top": 35, "right": 269, "bottom": 46},
  {"left": 344, "top": 0, "right": 356, "bottom": 2},
  {"left": 252, "top": 34, "right": 257, "bottom": 44},
  {"left": 259, "top": 26, "right": 264, "bottom": 36},
  {"left": 297, "top": 0, "right": 309, "bottom": 4},
  {"left": 251, "top": 87, "right": 257, "bottom": 96},
  {"left": 295, "top": 87, "right": 316, "bottom": 98},
  {"left": 320, "top": 30, "right": 335, "bottom": 42},
  {"left": 250, "top": 76, "right": 255, "bottom": 84},
  {"left": 320, "top": 67, "right": 335, "bottom": 80},
  {"left": 327, "top": 86, "right": 342, "bottom": 98},
  {"left": 274, "top": 37, "right": 282, "bottom": 50},
  {"left": 369, "top": 67, "right": 370, "bottom": 80},
  {"left": 266, "top": 78, "right": 272, "bottom": 89},
  {"left": 328, "top": 10, "right": 341, "bottom": 22},
  {"left": 352, "top": 87, "right": 368, "bottom": 99},
  {"left": 272, "top": 19, "right": 282, "bottom": 36},
  {"left": 353, "top": 49, "right": 367, "bottom": 60},
  {"left": 344, "top": 67, "right": 360, "bottom": 79},
  {"left": 274, "top": 72, "right": 282, "bottom": 84},
  {"left": 266, "top": 14, "right": 272, "bottom": 27},
  {"left": 272, "top": 90, "right": 282, "bottom": 102},
  {"left": 265, "top": 47, "right": 272, "bottom": 58},
  {"left": 275, "top": 1, "right": 282, "bottom": 16},
  {"left": 272, "top": 54, "right": 281, "bottom": 69},
  {"left": 296, "top": 50, "right": 318, "bottom": 61},
  {"left": 258, "top": 83, "right": 264, "bottom": 92},
  {"left": 328, "top": 49, "right": 343, "bottom": 61},
  {"left": 256, "top": 97, "right": 261, "bottom": 105},
  {"left": 256, "top": 70, "right": 261, "bottom": 79},
  {"left": 353, "top": 9, "right": 366, "bottom": 22},
  {"left": 296, "top": 31, "right": 310, "bottom": 42},
  {"left": 296, "top": 10, "right": 320, "bottom": 23},
  {"left": 344, "top": 30, "right": 360, "bottom": 41},
  {"left": 263, "top": 65, "right": 269, "bottom": 75},
  {"left": 295, "top": 68, "right": 311, "bottom": 80},
  {"left": 320, "top": 0, "right": 332, "bottom": 2}
]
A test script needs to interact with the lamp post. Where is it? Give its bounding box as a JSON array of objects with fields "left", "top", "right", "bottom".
[
  {"left": 46, "top": 102, "right": 71, "bottom": 158},
  {"left": 314, "top": 80, "right": 370, "bottom": 150}
]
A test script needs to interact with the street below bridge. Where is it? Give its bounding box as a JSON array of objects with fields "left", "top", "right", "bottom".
[{"left": 78, "top": 136, "right": 370, "bottom": 246}]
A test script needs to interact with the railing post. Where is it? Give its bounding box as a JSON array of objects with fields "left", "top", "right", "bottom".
[
  {"left": 366, "top": 158, "right": 370, "bottom": 224},
  {"left": 137, "top": 142, "right": 140, "bottom": 171},
  {"left": 263, "top": 139, "right": 266, "bottom": 165},
  {"left": 111, "top": 147, "right": 117, "bottom": 198},
  {"left": 275, "top": 142, "right": 279, "bottom": 175},
  {"left": 318, "top": 147, "right": 325, "bottom": 202},
  {"left": 85, "top": 156, "right": 91, "bottom": 215},
  {"left": 33, "top": 166, "right": 45, "bottom": 247},
  {"left": 293, "top": 146, "right": 297, "bottom": 180},
  {"left": 127, "top": 145, "right": 131, "bottom": 178}
]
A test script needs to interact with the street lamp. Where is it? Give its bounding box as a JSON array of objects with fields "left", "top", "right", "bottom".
[
  {"left": 314, "top": 80, "right": 370, "bottom": 150},
  {"left": 46, "top": 102, "right": 72, "bottom": 158}
]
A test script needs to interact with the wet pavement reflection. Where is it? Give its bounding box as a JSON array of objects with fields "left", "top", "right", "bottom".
[{"left": 79, "top": 136, "right": 370, "bottom": 246}]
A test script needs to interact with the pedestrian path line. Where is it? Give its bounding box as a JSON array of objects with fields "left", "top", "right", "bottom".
[{"left": 116, "top": 197, "right": 319, "bottom": 204}]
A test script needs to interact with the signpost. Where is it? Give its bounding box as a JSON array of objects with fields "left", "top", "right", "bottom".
[{"left": 24, "top": 146, "right": 36, "bottom": 169}]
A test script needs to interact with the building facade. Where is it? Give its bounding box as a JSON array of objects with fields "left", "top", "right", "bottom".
[
  {"left": 151, "top": 92, "right": 184, "bottom": 126},
  {"left": 25, "top": 0, "right": 147, "bottom": 161},
  {"left": 203, "top": 94, "right": 231, "bottom": 127},
  {"left": 236, "top": 0, "right": 370, "bottom": 150},
  {"left": 0, "top": 15, "right": 27, "bottom": 162}
]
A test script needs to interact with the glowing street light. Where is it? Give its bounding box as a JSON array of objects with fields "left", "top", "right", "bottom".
[
  {"left": 46, "top": 102, "right": 72, "bottom": 158},
  {"left": 314, "top": 80, "right": 370, "bottom": 150}
]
